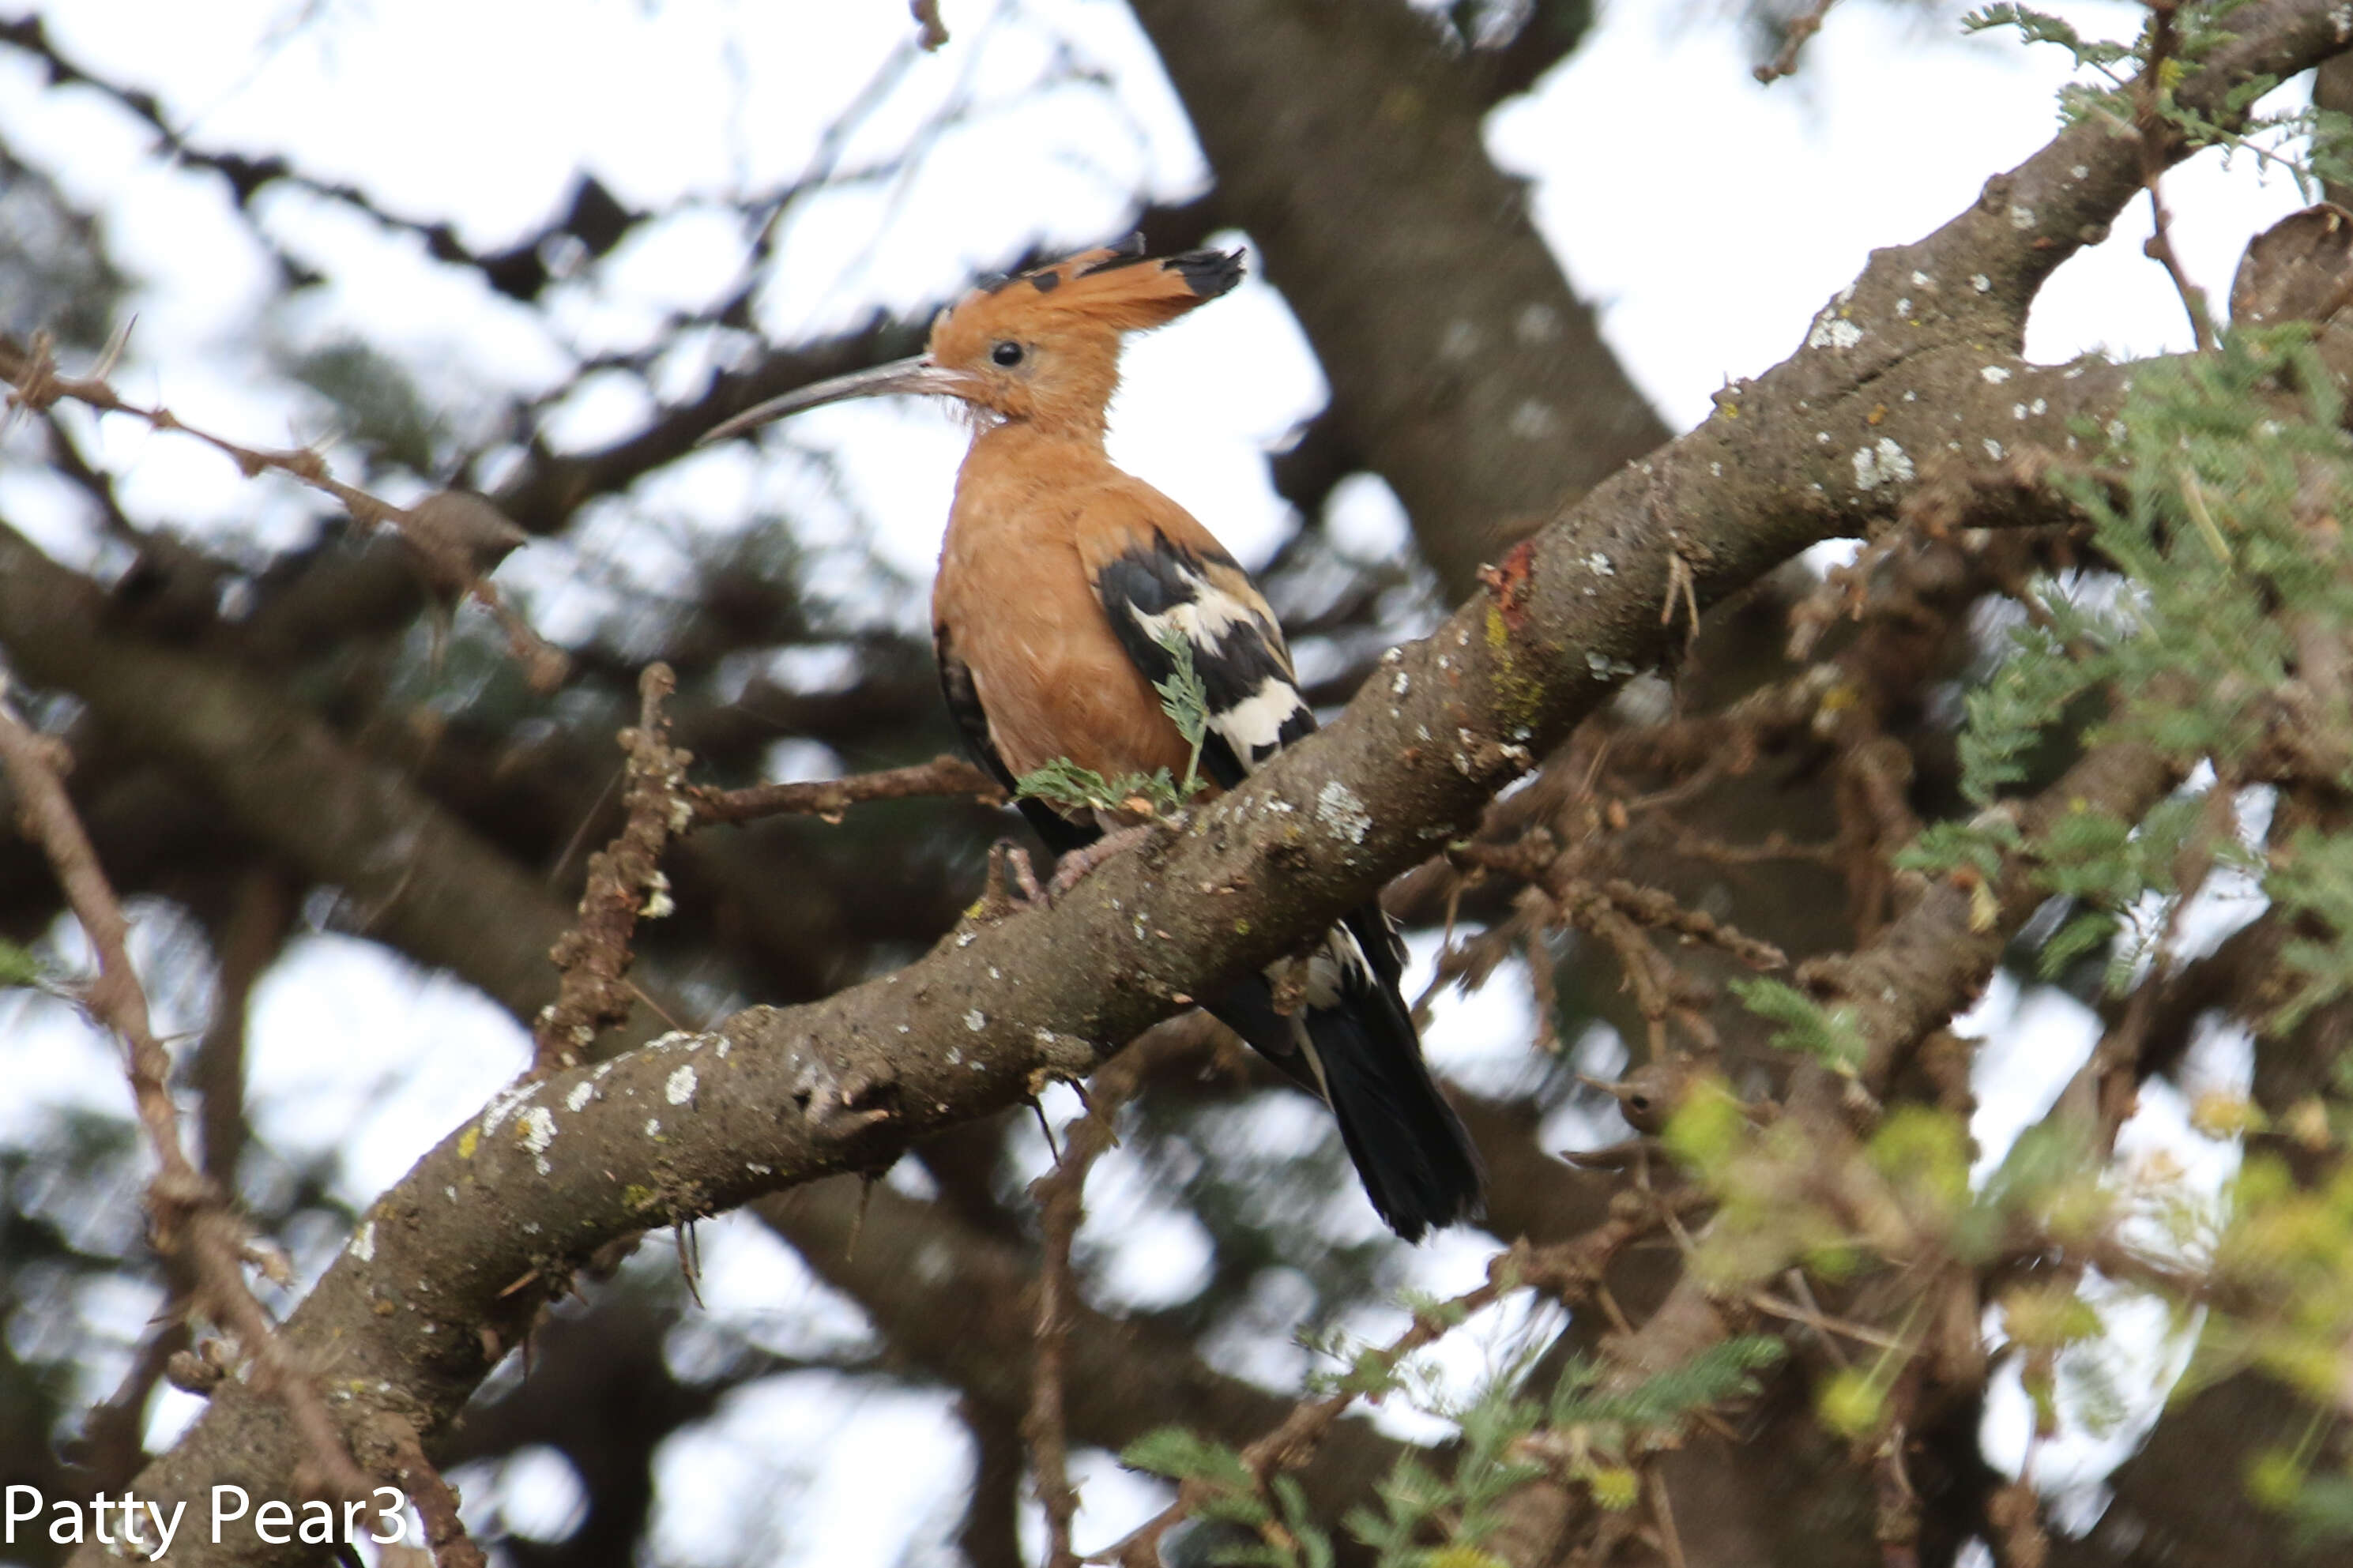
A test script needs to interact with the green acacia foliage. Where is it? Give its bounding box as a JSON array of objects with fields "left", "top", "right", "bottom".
[
  {"left": 1733, "top": 318, "right": 2353, "bottom": 1540},
  {"left": 1120, "top": 1336, "right": 1784, "bottom": 1568},
  {"left": 1895, "top": 329, "right": 2353, "bottom": 1013}
]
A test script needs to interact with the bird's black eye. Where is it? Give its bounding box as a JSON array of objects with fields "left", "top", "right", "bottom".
[{"left": 991, "top": 340, "right": 1024, "bottom": 367}]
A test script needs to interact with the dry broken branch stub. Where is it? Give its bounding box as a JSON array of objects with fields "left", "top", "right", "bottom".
[
  {"left": 686, "top": 754, "right": 1005, "bottom": 826},
  {"left": 533, "top": 664, "right": 691, "bottom": 1074}
]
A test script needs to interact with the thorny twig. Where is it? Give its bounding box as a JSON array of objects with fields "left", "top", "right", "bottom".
[
  {"left": 1593, "top": 876, "right": 1788, "bottom": 972},
  {"left": 0, "top": 681, "right": 375, "bottom": 1506},
  {"left": 1414, "top": 886, "right": 1547, "bottom": 1024},
  {"left": 1454, "top": 837, "right": 1784, "bottom": 1053},
  {"left": 532, "top": 664, "right": 692, "bottom": 1074},
  {"left": 81, "top": 868, "right": 299, "bottom": 1487},
  {"left": 0, "top": 331, "right": 569, "bottom": 690},
  {"left": 687, "top": 754, "right": 1005, "bottom": 826}
]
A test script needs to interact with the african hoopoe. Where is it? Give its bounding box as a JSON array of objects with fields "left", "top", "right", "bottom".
[{"left": 706, "top": 239, "right": 1484, "bottom": 1239}]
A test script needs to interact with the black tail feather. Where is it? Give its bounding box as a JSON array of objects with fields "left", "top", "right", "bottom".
[
  {"left": 1208, "top": 910, "right": 1485, "bottom": 1241},
  {"left": 1308, "top": 961, "right": 1485, "bottom": 1241}
]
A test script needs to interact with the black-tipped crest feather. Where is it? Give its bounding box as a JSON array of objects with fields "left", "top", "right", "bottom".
[{"left": 1169, "top": 248, "right": 1244, "bottom": 299}]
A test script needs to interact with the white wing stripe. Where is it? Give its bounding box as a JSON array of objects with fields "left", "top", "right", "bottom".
[
  {"left": 1124, "top": 566, "right": 1267, "bottom": 656},
  {"left": 1216, "top": 674, "right": 1311, "bottom": 769}
]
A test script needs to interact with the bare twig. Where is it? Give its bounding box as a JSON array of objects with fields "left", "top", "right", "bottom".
[
  {"left": 1668, "top": 827, "right": 1841, "bottom": 867},
  {"left": 2135, "top": 2, "right": 2216, "bottom": 350},
  {"left": 1754, "top": 0, "right": 1842, "bottom": 85},
  {"left": 78, "top": 867, "right": 299, "bottom": 1487},
  {"left": 1594, "top": 877, "right": 1788, "bottom": 972},
  {"left": 0, "top": 331, "right": 568, "bottom": 689},
  {"left": 687, "top": 754, "right": 1004, "bottom": 827},
  {"left": 0, "top": 681, "right": 372, "bottom": 1502},
  {"left": 532, "top": 664, "right": 691, "bottom": 1074},
  {"left": 1450, "top": 835, "right": 1781, "bottom": 1055},
  {"left": 1025, "top": 1075, "right": 1134, "bottom": 1568},
  {"left": 1746, "top": 1287, "right": 1906, "bottom": 1356}
]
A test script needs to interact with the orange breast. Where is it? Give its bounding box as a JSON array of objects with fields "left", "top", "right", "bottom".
[{"left": 932, "top": 441, "right": 1192, "bottom": 790}]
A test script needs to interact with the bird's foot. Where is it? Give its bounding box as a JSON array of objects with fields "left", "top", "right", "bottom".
[
  {"left": 1043, "top": 822, "right": 1157, "bottom": 901},
  {"left": 972, "top": 826, "right": 1155, "bottom": 923},
  {"left": 970, "top": 839, "right": 1046, "bottom": 923},
  {"left": 1002, "top": 841, "right": 1047, "bottom": 904}
]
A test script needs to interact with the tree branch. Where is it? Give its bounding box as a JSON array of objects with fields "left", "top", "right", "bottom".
[
  {"left": 531, "top": 667, "right": 691, "bottom": 1074},
  {"left": 687, "top": 754, "right": 1004, "bottom": 825}
]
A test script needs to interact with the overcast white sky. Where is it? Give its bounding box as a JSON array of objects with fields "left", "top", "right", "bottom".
[{"left": 0, "top": 0, "right": 2293, "bottom": 1562}]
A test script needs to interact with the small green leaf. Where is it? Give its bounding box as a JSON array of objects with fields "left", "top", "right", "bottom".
[
  {"left": 1731, "top": 977, "right": 1867, "bottom": 1075},
  {"left": 1151, "top": 628, "right": 1211, "bottom": 794},
  {"left": 0, "top": 938, "right": 47, "bottom": 989},
  {"left": 1121, "top": 1427, "right": 1252, "bottom": 1490},
  {"left": 1014, "top": 758, "right": 1189, "bottom": 817}
]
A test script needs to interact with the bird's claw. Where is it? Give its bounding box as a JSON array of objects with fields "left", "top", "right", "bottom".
[
  {"left": 1042, "top": 822, "right": 1158, "bottom": 901},
  {"left": 973, "top": 840, "right": 1047, "bottom": 922},
  {"left": 977, "top": 823, "right": 1161, "bottom": 916}
]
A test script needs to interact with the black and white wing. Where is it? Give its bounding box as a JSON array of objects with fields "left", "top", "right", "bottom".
[{"left": 1088, "top": 525, "right": 1481, "bottom": 1241}]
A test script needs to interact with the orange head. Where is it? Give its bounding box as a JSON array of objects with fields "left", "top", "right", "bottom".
[{"left": 702, "top": 238, "right": 1244, "bottom": 444}]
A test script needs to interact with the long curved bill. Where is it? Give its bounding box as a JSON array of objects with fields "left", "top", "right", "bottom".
[{"left": 698, "top": 355, "right": 978, "bottom": 445}]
